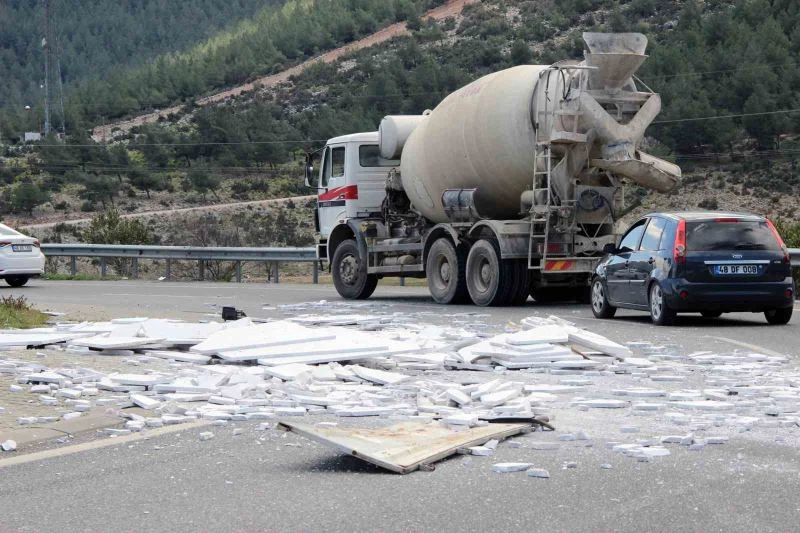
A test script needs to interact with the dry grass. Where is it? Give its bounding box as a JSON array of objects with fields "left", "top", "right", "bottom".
[{"left": 0, "top": 296, "right": 50, "bottom": 329}]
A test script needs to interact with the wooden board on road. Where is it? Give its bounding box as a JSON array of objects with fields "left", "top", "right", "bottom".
[{"left": 277, "top": 420, "right": 530, "bottom": 474}]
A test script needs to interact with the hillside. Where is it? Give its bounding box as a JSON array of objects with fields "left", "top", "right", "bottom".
[
  {"left": 0, "top": 0, "right": 449, "bottom": 138},
  {"left": 3, "top": 0, "right": 800, "bottom": 245},
  {"left": 0, "top": 0, "right": 275, "bottom": 136}
]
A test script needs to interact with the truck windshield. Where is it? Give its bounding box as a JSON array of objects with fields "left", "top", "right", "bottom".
[
  {"left": 359, "top": 145, "right": 399, "bottom": 167},
  {"left": 686, "top": 220, "right": 781, "bottom": 251}
]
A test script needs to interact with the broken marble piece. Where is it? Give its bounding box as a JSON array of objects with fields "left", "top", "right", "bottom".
[
  {"left": 441, "top": 413, "right": 479, "bottom": 427},
  {"left": 131, "top": 394, "right": 161, "bottom": 410},
  {"left": 144, "top": 350, "right": 212, "bottom": 364},
  {"left": 190, "top": 321, "right": 334, "bottom": 355},
  {"left": 505, "top": 326, "right": 570, "bottom": 346},
  {"left": 107, "top": 373, "right": 171, "bottom": 387},
  {"left": 469, "top": 446, "right": 493, "bottom": 456},
  {"left": 567, "top": 329, "right": 632, "bottom": 358},
  {"left": 350, "top": 366, "right": 411, "bottom": 386},
  {"left": 492, "top": 462, "right": 533, "bottom": 473},
  {"left": 69, "top": 336, "right": 166, "bottom": 350},
  {"left": 261, "top": 363, "right": 314, "bottom": 382},
  {"left": 526, "top": 468, "right": 550, "bottom": 478},
  {"left": 577, "top": 399, "right": 629, "bottom": 409}
]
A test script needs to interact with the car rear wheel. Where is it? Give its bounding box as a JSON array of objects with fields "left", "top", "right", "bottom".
[
  {"left": 701, "top": 311, "right": 722, "bottom": 318},
  {"left": 764, "top": 307, "right": 792, "bottom": 325},
  {"left": 591, "top": 277, "right": 616, "bottom": 319},
  {"left": 5, "top": 276, "right": 29, "bottom": 288},
  {"left": 649, "top": 283, "right": 676, "bottom": 326}
]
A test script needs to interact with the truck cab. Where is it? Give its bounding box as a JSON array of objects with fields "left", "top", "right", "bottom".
[{"left": 307, "top": 132, "right": 398, "bottom": 261}]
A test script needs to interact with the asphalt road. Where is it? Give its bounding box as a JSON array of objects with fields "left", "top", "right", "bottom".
[
  {"left": 1, "top": 279, "right": 799, "bottom": 532},
  {"left": 11, "top": 279, "right": 800, "bottom": 356}
]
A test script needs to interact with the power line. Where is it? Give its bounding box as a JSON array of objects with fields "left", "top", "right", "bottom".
[
  {"left": 21, "top": 107, "right": 800, "bottom": 149},
  {"left": 32, "top": 139, "right": 327, "bottom": 148},
  {"left": 23, "top": 146, "right": 800, "bottom": 174},
  {"left": 639, "top": 60, "right": 798, "bottom": 82},
  {"left": 652, "top": 108, "right": 800, "bottom": 124}
]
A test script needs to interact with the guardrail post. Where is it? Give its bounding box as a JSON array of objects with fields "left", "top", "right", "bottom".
[
  {"left": 131, "top": 258, "right": 139, "bottom": 279},
  {"left": 236, "top": 261, "right": 242, "bottom": 283},
  {"left": 70, "top": 256, "right": 77, "bottom": 276},
  {"left": 273, "top": 262, "right": 280, "bottom": 284},
  {"left": 312, "top": 262, "right": 319, "bottom": 284},
  {"left": 100, "top": 257, "right": 107, "bottom": 278},
  {"left": 165, "top": 260, "right": 171, "bottom": 281},
  {"left": 399, "top": 276, "right": 405, "bottom": 287},
  {"left": 199, "top": 260, "right": 205, "bottom": 281}
]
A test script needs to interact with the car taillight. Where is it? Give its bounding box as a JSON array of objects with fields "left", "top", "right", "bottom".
[
  {"left": 33, "top": 240, "right": 40, "bottom": 248},
  {"left": 766, "top": 219, "right": 790, "bottom": 264},
  {"left": 673, "top": 219, "right": 686, "bottom": 264},
  {"left": 0, "top": 241, "right": 11, "bottom": 247},
  {"left": 714, "top": 218, "right": 739, "bottom": 223}
]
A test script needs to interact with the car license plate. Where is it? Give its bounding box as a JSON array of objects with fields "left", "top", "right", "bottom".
[
  {"left": 713, "top": 264, "right": 760, "bottom": 275},
  {"left": 11, "top": 245, "right": 31, "bottom": 252}
]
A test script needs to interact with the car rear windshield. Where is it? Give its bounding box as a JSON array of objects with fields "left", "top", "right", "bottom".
[
  {"left": 0, "top": 224, "right": 21, "bottom": 236},
  {"left": 686, "top": 220, "right": 780, "bottom": 251}
]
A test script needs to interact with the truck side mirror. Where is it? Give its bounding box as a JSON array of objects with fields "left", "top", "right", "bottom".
[
  {"left": 602, "top": 243, "right": 617, "bottom": 255},
  {"left": 303, "top": 153, "right": 316, "bottom": 188},
  {"left": 304, "top": 164, "right": 314, "bottom": 188}
]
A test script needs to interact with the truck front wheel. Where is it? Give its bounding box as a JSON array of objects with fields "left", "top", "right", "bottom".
[
  {"left": 426, "top": 238, "right": 469, "bottom": 305},
  {"left": 331, "top": 239, "right": 377, "bottom": 300}
]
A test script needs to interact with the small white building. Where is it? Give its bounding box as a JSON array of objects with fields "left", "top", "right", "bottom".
[{"left": 24, "top": 132, "right": 42, "bottom": 142}]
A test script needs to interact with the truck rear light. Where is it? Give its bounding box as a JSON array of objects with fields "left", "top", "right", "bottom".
[
  {"left": 766, "top": 219, "right": 790, "bottom": 264},
  {"left": 679, "top": 290, "right": 689, "bottom": 300},
  {"left": 785, "top": 288, "right": 794, "bottom": 299},
  {"left": 537, "top": 243, "right": 568, "bottom": 254},
  {"left": 673, "top": 219, "right": 686, "bottom": 264}
]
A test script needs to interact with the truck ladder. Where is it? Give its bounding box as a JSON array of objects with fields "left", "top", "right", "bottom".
[
  {"left": 527, "top": 142, "right": 554, "bottom": 270},
  {"left": 527, "top": 66, "right": 589, "bottom": 271}
]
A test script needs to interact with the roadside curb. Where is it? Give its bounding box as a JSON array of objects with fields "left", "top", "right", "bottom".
[
  {"left": 0, "top": 410, "right": 125, "bottom": 449},
  {"left": 0, "top": 420, "right": 211, "bottom": 469}
]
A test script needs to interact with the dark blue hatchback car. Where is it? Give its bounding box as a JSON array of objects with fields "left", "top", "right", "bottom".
[{"left": 590, "top": 211, "right": 794, "bottom": 325}]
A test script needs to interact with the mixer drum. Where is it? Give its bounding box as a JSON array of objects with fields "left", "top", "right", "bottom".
[{"left": 399, "top": 65, "right": 549, "bottom": 223}]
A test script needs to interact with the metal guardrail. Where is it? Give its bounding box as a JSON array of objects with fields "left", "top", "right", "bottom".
[
  {"left": 35, "top": 243, "right": 800, "bottom": 283},
  {"left": 41, "top": 244, "right": 318, "bottom": 283}
]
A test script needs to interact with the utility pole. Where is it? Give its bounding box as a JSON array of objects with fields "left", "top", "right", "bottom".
[
  {"left": 57, "top": 56, "right": 66, "bottom": 134},
  {"left": 42, "top": 0, "right": 53, "bottom": 136}
]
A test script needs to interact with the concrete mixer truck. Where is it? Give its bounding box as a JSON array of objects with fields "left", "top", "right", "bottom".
[{"left": 305, "top": 32, "right": 681, "bottom": 306}]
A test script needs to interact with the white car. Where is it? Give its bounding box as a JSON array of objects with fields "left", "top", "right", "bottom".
[{"left": 0, "top": 223, "right": 45, "bottom": 287}]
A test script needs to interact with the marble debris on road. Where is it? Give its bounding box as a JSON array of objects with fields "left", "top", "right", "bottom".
[{"left": 0, "top": 304, "right": 797, "bottom": 474}]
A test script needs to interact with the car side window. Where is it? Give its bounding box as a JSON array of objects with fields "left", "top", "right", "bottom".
[
  {"left": 640, "top": 218, "right": 668, "bottom": 252},
  {"left": 619, "top": 220, "right": 647, "bottom": 252},
  {"left": 659, "top": 220, "right": 677, "bottom": 251}
]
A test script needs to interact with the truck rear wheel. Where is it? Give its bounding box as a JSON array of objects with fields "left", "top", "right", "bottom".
[
  {"left": 332, "top": 239, "right": 377, "bottom": 300},
  {"left": 426, "top": 238, "right": 469, "bottom": 304},
  {"left": 466, "top": 239, "right": 513, "bottom": 307},
  {"left": 508, "top": 260, "right": 531, "bottom": 305}
]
